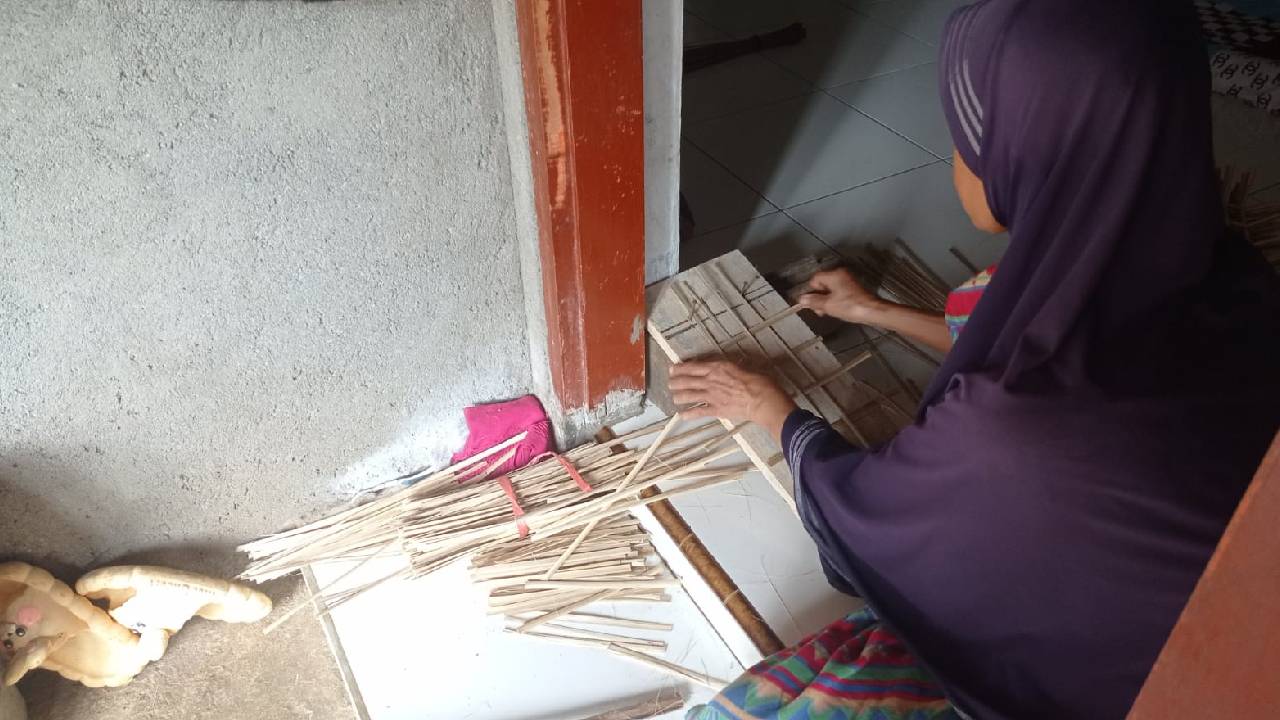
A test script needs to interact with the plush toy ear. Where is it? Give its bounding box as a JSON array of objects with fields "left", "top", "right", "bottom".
[{"left": 15, "top": 606, "right": 41, "bottom": 627}]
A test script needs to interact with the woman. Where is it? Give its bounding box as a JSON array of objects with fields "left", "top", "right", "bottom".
[{"left": 672, "top": 1, "right": 1280, "bottom": 718}]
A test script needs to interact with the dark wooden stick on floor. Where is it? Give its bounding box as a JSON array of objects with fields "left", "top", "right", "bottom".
[{"left": 595, "top": 427, "right": 786, "bottom": 658}]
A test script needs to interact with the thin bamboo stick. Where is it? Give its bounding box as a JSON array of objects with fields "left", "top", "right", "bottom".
[
  {"left": 540, "top": 623, "right": 667, "bottom": 648},
  {"left": 706, "top": 262, "right": 869, "bottom": 446},
  {"left": 524, "top": 578, "right": 680, "bottom": 591},
  {"left": 511, "top": 611, "right": 673, "bottom": 632},
  {"left": 516, "top": 590, "right": 620, "bottom": 631},
  {"left": 719, "top": 304, "right": 804, "bottom": 345},
  {"left": 950, "top": 246, "right": 980, "bottom": 274},
  {"left": 798, "top": 351, "right": 873, "bottom": 394},
  {"left": 510, "top": 629, "right": 666, "bottom": 653},
  {"left": 544, "top": 414, "right": 682, "bottom": 579},
  {"left": 605, "top": 643, "right": 730, "bottom": 690},
  {"left": 579, "top": 694, "right": 685, "bottom": 720},
  {"left": 648, "top": 318, "right": 796, "bottom": 513}
]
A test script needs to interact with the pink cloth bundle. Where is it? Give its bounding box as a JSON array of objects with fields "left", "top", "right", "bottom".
[{"left": 451, "top": 395, "right": 553, "bottom": 482}]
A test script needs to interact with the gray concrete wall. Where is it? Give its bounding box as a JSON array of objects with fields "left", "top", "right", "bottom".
[{"left": 0, "top": 0, "right": 533, "bottom": 571}]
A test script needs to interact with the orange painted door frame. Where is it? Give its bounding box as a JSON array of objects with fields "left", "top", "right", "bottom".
[
  {"left": 1127, "top": 428, "right": 1280, "bottom": 719},
  {"left": 514, "top": 0, "right": 647, "bottom": 411}
]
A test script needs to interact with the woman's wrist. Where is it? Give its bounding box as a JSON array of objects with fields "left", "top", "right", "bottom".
[
  {"left": 843, "top": 297, "right": 892, "bottom": 326},
  {"left": 754, "top": 395, "right": 798, "bottom": 445}
]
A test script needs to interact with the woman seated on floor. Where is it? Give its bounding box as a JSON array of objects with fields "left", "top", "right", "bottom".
[{"left": 670, "top": 0, "right": 1280, "bottom": 718}]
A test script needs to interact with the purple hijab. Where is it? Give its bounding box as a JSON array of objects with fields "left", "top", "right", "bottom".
[{"left": 786, "top": 1, "right": 1280, "bottom": 718}]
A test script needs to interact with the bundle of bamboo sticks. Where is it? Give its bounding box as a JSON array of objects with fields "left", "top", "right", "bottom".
[
  {"left": 239, "top": 416, "right": 750, "bottom": 615},
  {"left": 475, "top": 515, "right": 669, "bottom": 619},
  {"left": 846, "top": 241, "right": 950, "bottom": 312},
  {"left": 240, "top": 413, "right": 743, "bottom": 690},
  {"left": 475, "top": 515, "right": 730, "bottom": 690}
]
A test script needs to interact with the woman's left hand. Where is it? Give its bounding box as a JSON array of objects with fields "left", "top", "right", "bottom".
[{"left": 669, "top": 360, "right": 796, "bottom": 441}]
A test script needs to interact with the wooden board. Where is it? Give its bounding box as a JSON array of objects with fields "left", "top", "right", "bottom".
[{"left": 646, "top": 251, "right": 912, "bottom": 504}]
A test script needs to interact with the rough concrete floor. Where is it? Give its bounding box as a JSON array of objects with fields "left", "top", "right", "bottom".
[{"left": 15, "top": 549, "right": 357, "bottom": 720}]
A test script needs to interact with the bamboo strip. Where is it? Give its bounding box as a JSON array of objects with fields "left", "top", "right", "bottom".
[
  {"left": 544, "top": 414, "right": 683, "bottom": 579},
  {"left": 950, "top": 246, "right": 980, "bottom": 274},
  {"left": 579, "top": 694, "right": 684, "bottom": 720},
  {"left": 718, "top": 304, "right": 804, "bottom": 345},
  {"left": 519, "top": 611, "right": 673, "bottom": 632},
  {"left": 478, "top": 563, "right": 643, "bottom": 589},
  {"left": 540, "top": 622, "right": 667, "bottom": 648},
  {"left": 798, "top": 351, "right": 873, "bottom": 394},
  {"left": 524, "top": 579, "right": 680, "bottom": 591},
  {"left": 516, "top": 590, "right": 619, "bottom": 631},
  {"left": 605, "top": 643, "right": 730, "bottom": 690},
  {"left": 684, "top": 272, "right": 819, "bottom": 420},
  {"left": 705, "top": 262, "right": 869, "bottom": 446},
  {"left": 648, "top": 318, "right": 796, "bottom": 512},
  {"left": 510, "top": 629, "right": 666, "bottom": 653},
  {"left": 534, "top": 468, "right": 750, "bottom": 538}
]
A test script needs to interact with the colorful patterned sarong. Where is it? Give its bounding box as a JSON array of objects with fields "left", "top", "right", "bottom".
[
  {"left": 686, "top": 607, "right": 958, "bottom": 720},
  {"left": 943, "top": 265, "right": 997, "bottom": 342}
]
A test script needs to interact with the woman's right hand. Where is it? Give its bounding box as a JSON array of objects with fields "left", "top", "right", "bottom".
[{"left": 798, "top": 268, "right": 885, "bottom": 324}]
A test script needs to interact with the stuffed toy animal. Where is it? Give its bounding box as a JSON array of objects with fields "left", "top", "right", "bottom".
[{"left": 0, "top": 562, "right": 270, "bottom": 688}]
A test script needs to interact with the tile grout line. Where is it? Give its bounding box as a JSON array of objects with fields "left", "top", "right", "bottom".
[
  {"left": 683, "top": 135, "right": 782, "bottom": 215},
  {"left": 681, "top": 6, "right": 945, "bottom": 155},
  {"left": 686, "top": 86, "right": 947, "bottom": 211},
  {"left": 827, "top": 59, "right": 937, "bottom": 89},
  {"left": 685, "top": 56, "right": 937, "bottom": 128},
  {"left": 304, "top": 566, "right": 373, "bottom": 720},
  {"left": 683, "top": 2, "right": 938, "bottom": 127},
  {"left": 842, "top": 0, "right": 948, "bottom": 48},
  {"left": 681, "top": 6, "right": 951, "bottom": 240},
  {"left": 691, "top": 208, "right": 788, "bottom": 239},
  {"left": 685, "top": 88, "right": 820, "bottom": 128},
  {"left": 779, "top": 169, "right": 940, "bottom": 266},
  {"left": 820, "top": 86, "right": 948, "bottom": 160},
  {"left": 783, "top": 158, "right": 944, "bottom": 212},
  {"left": 684, "top": 135, "right": 943, "bottom": 232},
  {"left": 747, "top": 7, "right": 934, "bottom": 104},
  {"left": 779, "top": 204, "right": 881, "bottom": 273}
]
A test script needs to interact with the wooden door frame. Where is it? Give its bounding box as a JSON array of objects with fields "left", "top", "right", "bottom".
[
  {"left": 512, "top": 0, "right": 648, "bottom": 412},
  {"left": 1127, "top": 429, "right": 1280, "bottom": 718}
]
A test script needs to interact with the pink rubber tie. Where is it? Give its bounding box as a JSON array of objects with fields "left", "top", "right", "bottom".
[{"left": 496, "top": 475, "right": 529, "bottom": 538}]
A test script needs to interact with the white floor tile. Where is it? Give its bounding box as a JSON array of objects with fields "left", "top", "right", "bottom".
[
  {"left": 852, "top": 0, "right": 967, "bottom": 46},
  {"left": 786, "top": 161, "right": 1007, "bottom": 287},
  {"left": 681, "top": 141, "right": 776, "bottom": 234},
  {"left": 669, "top": 471, "right": 862, "bottom": 644},
  {"left": 315, "top": 550, "right": 738, "bottom": 719},
  {"left": 611, "top": 408, "right": 862, "bottom": 649},
  {"left": 831, "top": 62, "right": 951, "bottom": 158},
  {"left": 686, "top": 92, "right": 936, "bottom": 209},
  {"left": 682, "top": 211, "right": 832, "bottom": 271},
  {"left": 683, "top": 54, "right": 812, "bottom": 124}
]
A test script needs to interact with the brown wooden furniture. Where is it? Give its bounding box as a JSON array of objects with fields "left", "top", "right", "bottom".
[{"left": 1128, "top": 430, "right": 1280, "bottom": 719}]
